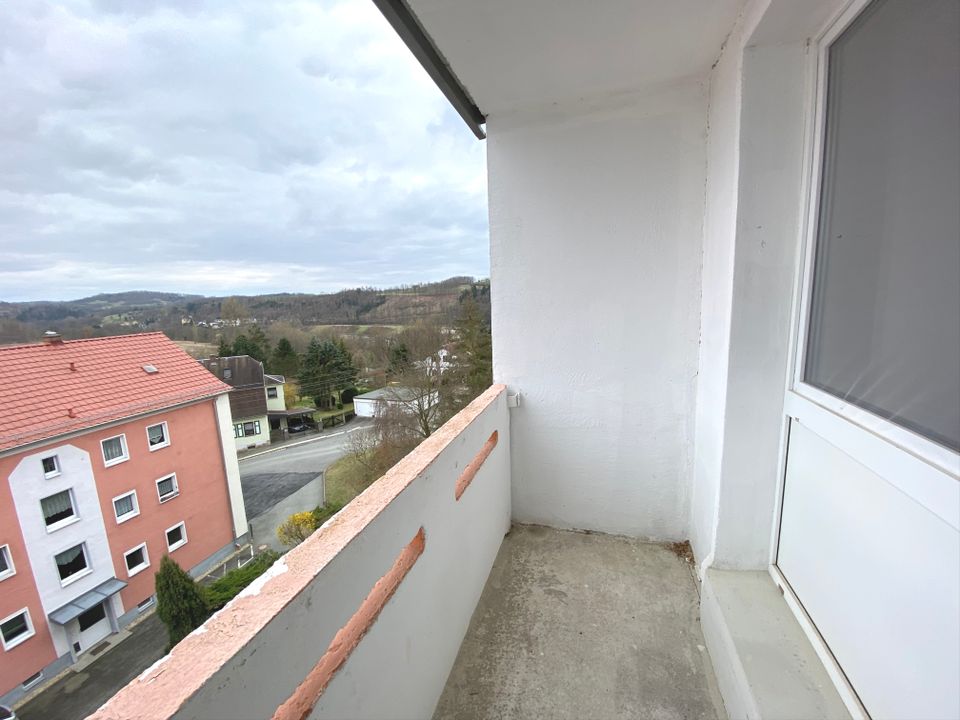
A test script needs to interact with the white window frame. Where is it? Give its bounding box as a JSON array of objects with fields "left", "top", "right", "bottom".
[
  {"left": 0, "top": 544, "right": 15, "bottom": 581},
  {"left": 155, "top": 473, "right": 180, "bottom": 503},
  {"left": 786, "top": 0, "right": 960, "bottom": 480},
  {"left": 137, "top": 596, "right": 155, "bottom": 612},
  {"left": 100, "top": 433, "right": 129, "bottom": 468},
  {"left": 55, "top": 542, "right": 92, "bottom": 587},
  {"left": 112, "top": 490, "right": 140, "bottom": 524},
  {"left": 146, "top": 421, "right": 170, "bottom": 451},
  {"left": 41, "top": 454, "right": 60, "bottom": 479},
  {"left": 21, "top": 670, "right": 44, "bottom": 690},
  {"left": 0, "top": 608, "right": 35, "bottom": 651},
  {"left": 123, "top": 543, "right": 150, "bottom": 577},
  {"left": 165, "top": 521, "right": 188, "bottom": 553},
  {"left": 41, "top": 488, "right": 79, "bottom": 533}
]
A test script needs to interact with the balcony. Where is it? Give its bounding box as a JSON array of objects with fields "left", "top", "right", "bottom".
[{"left": 89, "top": 385, "right": 723, "bottom": 720}]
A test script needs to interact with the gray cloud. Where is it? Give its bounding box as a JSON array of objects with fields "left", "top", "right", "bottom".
[{"left": 0, "top": 0, "right": 488, "bottom": 301}]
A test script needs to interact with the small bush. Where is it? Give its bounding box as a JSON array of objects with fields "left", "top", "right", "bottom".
[
  {"left": 311, "top": 501, "right": 344, "bottom": 528},
  {"left": 277, "top": 511, "right": 317, "bottom": 547},
  {"left": 341, "top": 387, "right": 359, "bottom": 405},
  {"left": 155, "top": 556, "right": 210, "bottom": 650},
  {"left": 204, "top": 551, "right": 281, "bottom": 611}
]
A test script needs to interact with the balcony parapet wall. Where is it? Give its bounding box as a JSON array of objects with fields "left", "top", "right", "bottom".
[{"left": 90, "top": 384, "right": 510, "bottom": 720}]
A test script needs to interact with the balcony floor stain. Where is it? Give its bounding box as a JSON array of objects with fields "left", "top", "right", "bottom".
[{"left": 434, "top": 524, "right": 726, "bottom": 720}]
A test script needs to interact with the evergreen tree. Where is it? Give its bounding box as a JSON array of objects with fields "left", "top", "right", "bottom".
[
  {"left": 298, "top": 338, "right": 358, "bottom": 409},
  {"left": 216, "top": 336, "right": 233, "bottom": 357},
  {"left": 456, "top": 297, "right": 493, "bottom": 399},
  {"left": 387, "top": 341, "right": 410, "bottom": 378},
  {"left": 232, "top": 326, "right": 270, "bottom": 363},
  {"left": 270, "top": 337, "right": 299, "bottom": 377},
  {"left": 155, "top": 555, "right": 210, "bottom": 650}
]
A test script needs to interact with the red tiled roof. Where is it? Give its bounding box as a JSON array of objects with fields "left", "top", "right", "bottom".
[{"left": 0, "top": 332, "right": 230, "bottom": 452}]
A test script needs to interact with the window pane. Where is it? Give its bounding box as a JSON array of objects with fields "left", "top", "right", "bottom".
[
  {"left": 41, "top": 491, "right": 74, "bottom": 526},
  {"left": 1, "top": 613, "right": 28, "bottom": 642},
  {"left": 148, "top": 424, "right": 166, "bottom": 446},
  {"left": 55, "top": 544, "right": 87, "bottom": 580},
  {"left": 77, "top": 603, "right": 106, "bottom": 631},
  {"left": 125, "top": 548, "right": 145, "bottom": 570},
  {"left": 167, "top": 526, "right": 183, "bottom": 546},
  {"left": 114, "top": 494, "right": 134, "bottom": 517},
  {"left": 102, "top": 437, "right": 125, "bottom": 461},
  {"left": 0, "top": 548, "right": 9, "bottom": 573},
  {"left": 42, "top": 456, "right": 58, "bottom": 475},
  {"left": 158, "top": 477, "right": 176, "bottom": 498},
  {"left": 804, "top": 0, "right": 960, "bottom": 450}
]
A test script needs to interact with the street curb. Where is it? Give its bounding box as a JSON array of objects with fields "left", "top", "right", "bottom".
[{"left": 238, "top": 424, "right": 368, "bottom": 461}]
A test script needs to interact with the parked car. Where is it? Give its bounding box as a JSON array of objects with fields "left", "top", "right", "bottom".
[
  {"left": 1, "top": 705, "right": 17, "bottom": 720},
  {"left": 287, "top": 419, "right": 314, "bottom": 434}
]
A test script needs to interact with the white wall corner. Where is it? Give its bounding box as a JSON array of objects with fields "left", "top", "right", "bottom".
[{"left": 214, "top": 394, "right": 248, "bottom": 538}]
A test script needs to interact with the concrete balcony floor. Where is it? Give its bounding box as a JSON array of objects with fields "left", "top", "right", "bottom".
[{"left": 434, "top": 524, "right": 726, "bottom": 720}]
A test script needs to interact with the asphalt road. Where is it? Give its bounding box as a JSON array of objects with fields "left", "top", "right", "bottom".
[
  {"left": 17, "top": 615, "right": 167, "bottom": 720},
  {"left": 239, "top": 421, "right": 371, "bottom": 520}
]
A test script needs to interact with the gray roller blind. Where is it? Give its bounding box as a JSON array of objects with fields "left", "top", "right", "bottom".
[{"left": 804, "top": 0, "right": 960, "bottom": 451}]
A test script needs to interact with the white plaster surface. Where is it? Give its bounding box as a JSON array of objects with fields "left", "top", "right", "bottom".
[
  {"left": 406, "top": 0, "right": 742, "bottom": 116},
  {"left": 489, "top": 82, "right": 707, "bottom": 540},
  {"left": 173, "top": 390, "right": 511, "bottom": 720},
  {"left": 8, "top": 444, "right": 115, "bottom": 655},
  {"left": 215, "top": 394, "right": 249, "bottom": 538}
]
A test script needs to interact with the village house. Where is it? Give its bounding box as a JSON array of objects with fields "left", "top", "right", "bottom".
[{"left": 0, "top": 332, "right": 247, "bottom": 707}]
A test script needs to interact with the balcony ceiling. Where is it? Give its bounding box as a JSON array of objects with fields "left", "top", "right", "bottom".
[{"left": 406, "top": 0, "right": 745, "bottom": 116}]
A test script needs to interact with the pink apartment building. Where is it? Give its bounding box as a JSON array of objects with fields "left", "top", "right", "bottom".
[{"left": 0, "top": 332, "right": 247, "bottom": 706}]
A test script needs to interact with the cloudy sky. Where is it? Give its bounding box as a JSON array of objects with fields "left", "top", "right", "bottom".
[{"left": 0, "top": 0, "right": 488, "bottom": 302}]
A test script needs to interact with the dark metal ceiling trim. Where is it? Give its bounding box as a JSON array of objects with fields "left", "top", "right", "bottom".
[{"left": 371, "top": 0, "right": 486, "bottom": 140}]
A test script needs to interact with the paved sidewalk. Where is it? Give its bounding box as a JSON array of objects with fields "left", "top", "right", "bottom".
[{"left": 16, "top": 614, "right": 166, "bottom": 720}]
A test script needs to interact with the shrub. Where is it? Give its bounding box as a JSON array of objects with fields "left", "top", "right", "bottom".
[
  {"left": 277, "top": 511, "right": 317, "bottom": 547},
  {"left": 155, "top": 556, "right": 210, "bottom": 650},
  {"left": 341, "top": 387, "right": 359, "bottom": 405},
  {"left": 311, "top": 501, "right": 344, "bottom": 528},
  {"left": 204, "top": 551, "right": 281, "bottom": 611}
]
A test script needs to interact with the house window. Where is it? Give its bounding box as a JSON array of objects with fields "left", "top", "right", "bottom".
[
  {"left": 156, "top": 474, "right": 179, "bottom": 503},
  {"left": 267, "top": 387, "right": 278, "bottom": 399},
  {"left": 0, "top": 545, "right": 15, "bottom": 581},
  {"left": 41, "top": 490, "right": 77, "bottom": 530},
  {"left": 0, "top": 609, "right": 34, "bottom": 650},
  {"left": 137, "top": 597, "right": 155, "bottom": 612},
  {"left": 101, "top": 435, "right": 129, "bottom": 466},
  {"left": 165, "top": 522, "right": 187, "bottom": 552},
  {"left": 21, "top": 671, "right": 44, "bottom": 689},
  {"left": 123, "top": 544, "right": 150, "bottom": 577},
  {"left": 41, "top": 455, "right": 60, "bottom": 478},
  {"left": 223, "top": 368, "right": 233, "bottom": 379},
  {"left": 234, "top": 421, "right": 261, "bottom": 438},
  {"left": 146, "top": 422, "right": 170, "bottom": 450},
  {"left": 55, "top": 543, "right": 90, "bottom": 585},
  {"left": 112, "top": 490, "right": 139, "bottom": 523}
]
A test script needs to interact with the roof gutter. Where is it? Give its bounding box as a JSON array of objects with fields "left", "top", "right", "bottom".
[{"left": 371, "top": 0, "right": 486, "bottom": 140}]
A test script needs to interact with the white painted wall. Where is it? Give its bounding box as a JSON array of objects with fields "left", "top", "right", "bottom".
[
  {"left": 233, "top": 413, "right": 269, "bottom": 452},
  {"left": 8, "top": 444, "right": 115, "bottom": 657},
  {"left": 174, "top": 389, "right": 511, "bottom": 719},
  {"left": 214, "top": 394, "right": 249, "bottom": 539},
  {"left": 265, "top": 385, "right": 286, "bottom": 413},
  {"left": 353, "top": 398, "right": 377, "bottom": 419},
  {"left": 489, "top": 82, "right": 707, "bottom": 540}
]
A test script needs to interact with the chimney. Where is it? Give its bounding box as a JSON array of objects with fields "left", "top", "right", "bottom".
[{"left": 42, "top": 331, "right": 64, "bottom": 345}]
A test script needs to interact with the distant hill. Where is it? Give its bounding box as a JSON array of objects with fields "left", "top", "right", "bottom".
[{"left": 0, "top": 278, "right": 489, "bottom": 344}]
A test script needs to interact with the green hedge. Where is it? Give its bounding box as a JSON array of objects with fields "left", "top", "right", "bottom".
[
  {"left": 205, "top": 551, "right": 281, "bottom": 611},
  {"left": 311, "top": 501, "right": 344, "bottom": 529}
]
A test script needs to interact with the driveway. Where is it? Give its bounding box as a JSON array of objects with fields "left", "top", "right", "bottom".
[
  {"left": 239, "top": 421, "right": 370, "bottom": 519},
  {"left": 16, "top": 615, "right": 166, "bottom": 720}
]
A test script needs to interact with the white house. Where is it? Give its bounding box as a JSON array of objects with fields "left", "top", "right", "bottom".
[
  {"left": 353, "top": 386, "right": 440, "bottom": 419},
  {"left": 95, "top": 2, "right": 958, "bottom": 719}
]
